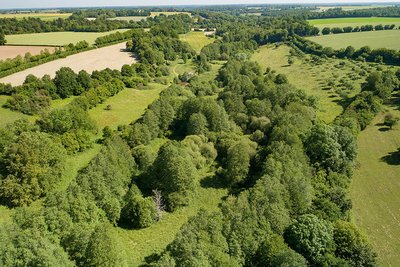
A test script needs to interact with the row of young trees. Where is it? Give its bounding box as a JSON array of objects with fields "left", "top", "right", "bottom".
[
  {"left": 0, "top": 41, "right": 89, "bottom": 78},
  {"left": 1, "top": 57, "right": 170, "bottom": 115},
  {"left": 70, "top": 8, "right": 151, "bottom": 19},
  {"left": 0, "top": 28, "right": 136, "bottom": 78},
  {"left": 321, "top": 24, "right": 397, "bottom": 35},
  {"left": 0, "top": 17, "right": 136, "bottom": 34}
]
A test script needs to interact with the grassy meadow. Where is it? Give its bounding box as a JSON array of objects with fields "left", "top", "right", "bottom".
[
  {"left": 89, "top": 85, "right": 165, "bottom": 129},
  {"left": 0, "top": 95, "right": 33, "bottom": 127},
  {"left": 351, "top": 104, "right": 400, "bottom": 267},
  {"left": 252, "top": 45, "right": 373, "bottom": 123},
  {"left": 179, "top": 31, "right": 215, "bottom": 53},
  {"left": 307, "top": 30, "right": 400, "bottom": 50},
  {"left": 0, "top": 13, "right": 72, "bottom": 21},
  {"left": 5, "top": 29, "right": 130, "bottom": 46}
]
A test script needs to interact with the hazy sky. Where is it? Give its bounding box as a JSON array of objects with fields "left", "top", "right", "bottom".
[{"left": 1, "top": 0, "right": 398, "bottom": 9}]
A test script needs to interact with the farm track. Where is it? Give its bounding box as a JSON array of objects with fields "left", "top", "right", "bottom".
[{"left": 0, "top": 42, "right": 136, "bottom": 86}]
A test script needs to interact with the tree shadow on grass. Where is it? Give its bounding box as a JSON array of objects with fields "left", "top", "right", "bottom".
[
  {"left": 200, "top": 173, "right": 226, "bottom": 189},
  {"left": 332, "top": 97, "right": 352, "bottom": 109},
  {"left": 378, "top": 127, "right": 391, "bottom": 132},
  {"left": 381, "top": 149, "right": 400, "bottom": 165}
]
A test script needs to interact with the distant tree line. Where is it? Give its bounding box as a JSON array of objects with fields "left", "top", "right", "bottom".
[
  {"left": 307, "top": 6, "right": 400, "bottom": 19},
  {"left": 291, "top": 35, "right": 400, "bottom": 65},
  {"left": 129, "top": 16, "right": 195, "bottom": 65},
  {"left": 70, "top": 8, "right": 151, "bottom": 19}
]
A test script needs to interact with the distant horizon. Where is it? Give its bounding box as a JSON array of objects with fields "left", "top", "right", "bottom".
[{"left": 0, "top": 1, "right": 399, "bottom": 10}]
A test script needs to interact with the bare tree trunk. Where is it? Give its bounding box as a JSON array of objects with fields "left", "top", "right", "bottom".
[{"left": 152, "top": 189, "right": 165, "bottom": 221}]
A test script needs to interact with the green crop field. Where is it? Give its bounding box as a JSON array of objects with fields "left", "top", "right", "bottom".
[
  {"left": 179, "top": 31, "right": 215, "bottom": 53},
  {"left": 0, "top": 13, "right": 72, "bottom": 21},
  {"left": 5, "top": 29, "right": 130, "bottom": 46},
  {"left": 351, "top": 106, "right": 400, "bottom": 267},
  {"left": 307, "top": 30, "right": 400, "bottom": 50},
  {"left": 308, "top": 17, "right": 400, "bottom": 30}
]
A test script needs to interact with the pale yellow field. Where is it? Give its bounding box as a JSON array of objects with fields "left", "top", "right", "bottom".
[
  {"left": 0, "top": 46, "right": 56, "bottom": 61},
  {"left": 0, "top": 43, "right": 136, "bottom": 86}
]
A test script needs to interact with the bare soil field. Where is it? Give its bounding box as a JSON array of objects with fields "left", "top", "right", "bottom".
[
  {"left": 0, "top": 43, "right": 136, "bottom": 86},
  {"left": 0, "top": 46, "right": 56, "bottom": 61}
]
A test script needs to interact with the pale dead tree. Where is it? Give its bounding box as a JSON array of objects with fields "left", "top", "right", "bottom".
[{"left": 152, "top": 189, "right": 165, "bottom": 221}]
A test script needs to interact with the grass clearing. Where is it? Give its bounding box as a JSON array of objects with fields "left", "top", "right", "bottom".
[
  {"left": 0, "top": 13, "right": 72, "bottom": 21},
  {"left": 179, "top": 31, "right": 214, "bottom": 53},
  {"left": 0, "top": 95, "right": 33, "bottom": 127},
  {"left": 350, "top": 103, "right": 400, "bottom": 267},
  {"left": 5, "top": 29, "right": 130, "bottom": 46},
  {"left": 89, "top": 85, "right": 165, "bottom": 130},
  {"left": 307, "top": 30, "right": 400, "bottom": 50},
  {"left": 118, "top": 173, "right": 227, "bottom": 266}
]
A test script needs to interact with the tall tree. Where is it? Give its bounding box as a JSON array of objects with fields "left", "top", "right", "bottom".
[
  {"left": 0, "top": 32, "right": 6, "bottom": 45},
  {"left": 0, "top": 132, "right": 65, "bottom": 206}
]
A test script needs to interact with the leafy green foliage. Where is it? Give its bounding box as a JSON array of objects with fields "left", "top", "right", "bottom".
[
  {"left": 362, "top": 71, "right": 399, "bottom": 102},
  {"left": 0, "top": 132, "right": 65, "bottom": 206},
  {"left": 333, "top": 220, "right": 377, "bottom": 266},
  {"left": 224, "top": 139, "right": 256, "bottom": 186},
  {"left": 120, "top": 185, "right": 157, "bottom": 228},
  {"left": 0, "top": 32, "right": 6, "bottom": 45},
  {"left": 84, "top": 223, "right": 125, "bottom": 267},
  {"left": 150, "top": 141, "right": 197, "bottom": 211},
  {"left": 285, "top": 214, "right": 335, "bottom": 265},
  {"left": 305, "top": 123, "right": 357, "bottom": 174},
  {"left": 54, "top": 67, "right": 83, "bottom": 98},
  {"left": 158, "top": 210, "right": 239, "bottom": 266}
]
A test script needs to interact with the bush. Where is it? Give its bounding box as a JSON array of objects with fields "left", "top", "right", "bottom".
[
  {"left": 384, "top": 113, "right": 398, "bottom": 129},
  {"left": 120, "top": 185, "right": 157, "bottom": 228}
]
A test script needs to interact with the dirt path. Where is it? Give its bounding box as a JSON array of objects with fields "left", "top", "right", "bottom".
[{"left": 0, "top": 43, "right": 136, "bottom": 86}]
